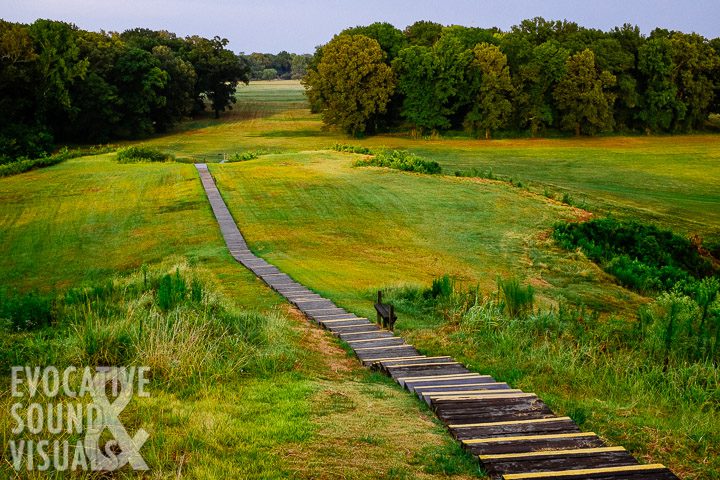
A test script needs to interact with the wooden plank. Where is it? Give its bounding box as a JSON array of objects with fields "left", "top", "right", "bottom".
[
  {"left": 449, "top": 417, "right": 579, "bottom": 441},
  {"left": 413, "top": 382, "right": 509, "bottom": 392},
  {"left": 481, "top": 446, "right": 626, "bottom": 461},
  {"left": 336, "top": 331, "right": 394, "bottom": 340},
  {"left": 321, "top": 317, "right": 367, "bottom": 324},
  {"left": 502, "top": 464, "right": 676, "bottom": 480},
  {"left": 481, "top": 448, "right": 637, "bottom": 476},
  {"left": 378, "top": 356, "right": 454, "bottom": 365},
  {"left": 450, "top": 417, "right": 573, "bottom": 429},
  {"left": 346, "top": 336, "right": 402, "bottom": 344},
  {"left": 401, "top": 373, "right": 492, "bottom": 382},
  {"left": 353, "top": 344, "right": 412, "bottom": 352},
  {"left": 464, "top": 432, "right": 605, "bottom": 456}
]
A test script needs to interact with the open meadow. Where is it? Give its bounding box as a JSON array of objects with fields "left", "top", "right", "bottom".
[{"left": 1, "top": 80, "right": 719, "bottom": 478}]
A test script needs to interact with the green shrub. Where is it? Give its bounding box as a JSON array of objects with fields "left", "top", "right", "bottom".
[
  {"left": 354, "top": 149, "right": 441, "bottom": 174},
  {"left": 116, "top": 145, "right": 174, "bottom": 163},
  {"left": 553, "top": 218, "right": 717, "bottom": 294},
  {"left": 228, "top": 150, "right": 265, "bottom": 162},
  {"left": 331, "top": 144, "right": 373, "bottom": 155}
]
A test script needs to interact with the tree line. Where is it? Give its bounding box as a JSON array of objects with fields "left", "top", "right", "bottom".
[
  {"left": 0, "top": 20, "right": 249, "bottom": 162},
  {"left": 241, "top": 51, "right": 311, "bottom": 80},
  {"left": 303, "top": 19, "right": 720, "bottom": 138}
]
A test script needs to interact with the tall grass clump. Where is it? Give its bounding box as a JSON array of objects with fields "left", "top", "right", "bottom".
[
  {"left": 497, "top": 277, "right": 535, "bottom": 318},
  {"left": 354, "top": 149, "right": 442, "bottom": 174},
  {"left": 0, "top": 264, "right": 300, "bottom": 386},
  {"left": 116, "top": 145, "right": 174, "bottom": 163},
  {"left": 0, "top": 290, "right": 56, "bottom": 331}
]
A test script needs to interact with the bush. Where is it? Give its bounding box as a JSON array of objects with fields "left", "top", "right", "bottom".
[
  {"left": 355, "top": 149, "right": 441, "bottom": 174},
  {"left": 553, "top": 218, "right": 717, "bottom": 294},
  {"left": 116, "top": 145, "right": 174, "bottom": 163},
  {"left": 332, "top": 144, "right": 373, "bottom": 155},
  {"left": 227, "top": 150, "right": 265, "bottom": 162}
]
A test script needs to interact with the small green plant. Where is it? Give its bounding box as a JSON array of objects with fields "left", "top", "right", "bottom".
[
  {"left": 497, "top": 277, "right": 534, "bottom": 318},
  {"left": 116, "top": 146, "right": 174, "bottom": 163},
  {"left": 561, "top": 192, "right": 574, "bottom": 205}
]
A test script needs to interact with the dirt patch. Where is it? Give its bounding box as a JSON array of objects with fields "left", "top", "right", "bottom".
[{"left": 283, "top": 304, "right": 355, "bottom": 379}]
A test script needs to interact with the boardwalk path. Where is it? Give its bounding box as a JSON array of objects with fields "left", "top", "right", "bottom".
[{"left": 195, "top": 164, "right": 679, "bottom": 480}]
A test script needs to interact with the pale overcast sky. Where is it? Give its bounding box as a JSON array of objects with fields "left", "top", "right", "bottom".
[{"left": 2, "top": 0, "right": 719, "bottom": 54}]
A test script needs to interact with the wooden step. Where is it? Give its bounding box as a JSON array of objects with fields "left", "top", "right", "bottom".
[{"left": 501, "top": 464, "right": 678, "bottom": 479}]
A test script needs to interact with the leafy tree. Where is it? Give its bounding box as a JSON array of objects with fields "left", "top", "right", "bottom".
[
  {"left": 290, "top": 54, "right": 310, "bottom": 79},
  {"left": 28, "top": 20, "right": 88, "bottom": 132},
  {"left": 302, "top": 34, "right": 395, "bottom": 136},
  {"left": 593, "top": 35, "right": 640, "bottom": 130},
  {"left": 553, "top": 49, "right": 616, "bottom": 135},
  {"left": 0, "top": 20, "right": 51, "bottom": 160},
  {"left": 184, "top": 36, "right": 249, "bottom": 118},
  {"left": 393, "top": 46, "right": 449, "bottom": 134},
  {"left": 260, "top": 68, "right": 278, "bottom": 80},
  {"left": 341, "top": 22, "right": 406, "bottom": 61},
  {"left": 431, "top": 32, "right": 475, "bottom": 127},
  {"left": 151, "top": 45, "right": 196, "bottom": 131},
  {"left": 404, "top": 21, "right": 443, "bottom": 47},
  {"left": 111, "top": 47, "right": 168, "bottom": 136},
  {"left": 271, "top": 50, "right": 292, "bottom": 78},
  {"left": 511, "top": 40, "right": 569, "bottom": 135},
  {"left": 668, "top": 32, "right": 719, "bottom": 130},
  {"left": 637, "top": 37, "right": 683, "bottom": 132},
  {"left": 63, "top": 29, "right": 123, "bottom": 142},
  {"left": 711, "top": 38, "right": 720, "bottom": 113},
  {"left": 465, "top": 43, "right": 514, "bottom": 139}
]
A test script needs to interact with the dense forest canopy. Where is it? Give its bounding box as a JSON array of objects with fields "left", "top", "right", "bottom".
[
  {"left": 3, "top": 17, "right": 720, "bottom": 162},
  {"left": 303, "top": 18, "right": 720, "bottom": 137},
  {"left": 0, "top": 20, "right": 251, "bottom": 163}
]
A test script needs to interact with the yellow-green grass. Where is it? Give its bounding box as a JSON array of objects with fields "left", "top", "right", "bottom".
[
  {"left": 210, "top": 153, "right": 638, "bottom": 315},
  {"left": 0, "top": 156, "right": 481, "bottom": 478},
  {"left": 147, "top": 81, "right": 719, "bottom": 241},
  {"left": 211, "top": 154, "right": 718, "bottom": 478}
]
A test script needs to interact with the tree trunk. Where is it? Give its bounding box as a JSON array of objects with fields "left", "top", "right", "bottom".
[
  {"left": 214, "top": 108, "right": 220, "bottom": 119},
  {"left": 485, "top": 128, "right": 491, "bottom": 140},
  {"left": 575, "top": 123, "right": 580, "bottom": 137}
]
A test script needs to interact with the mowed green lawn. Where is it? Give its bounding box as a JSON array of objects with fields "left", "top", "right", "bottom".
[
  {"left": 412, "top": 137, "right": 720, "bottom": 238},
  {"left": 150, "top": 81, "right": 719, "bottom": 240},
  {"left": 210, "top": 152, "right": 639, "bottom": 314}
]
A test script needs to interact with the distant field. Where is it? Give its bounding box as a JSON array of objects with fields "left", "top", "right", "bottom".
[{"left": 150, "top": 81, "right": 719, "bottom": 240}]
